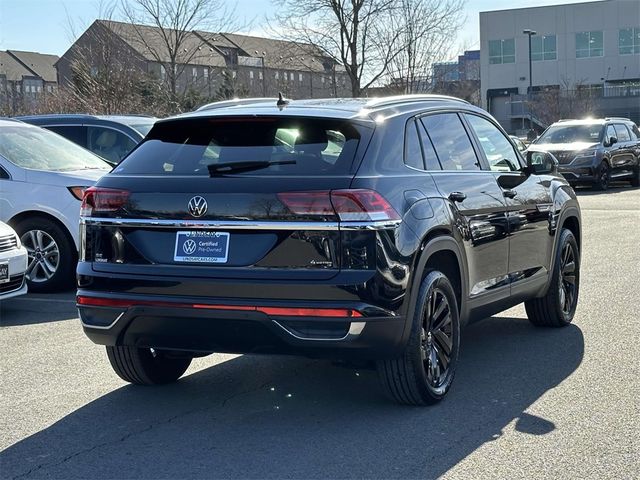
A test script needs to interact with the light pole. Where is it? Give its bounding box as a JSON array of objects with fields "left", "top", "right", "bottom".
[
  {"left": 523, "top": 29, "right": 537, "bottom": 93},
  {"left": 523, "top": 29, "right": 537, "bottom": 134}
]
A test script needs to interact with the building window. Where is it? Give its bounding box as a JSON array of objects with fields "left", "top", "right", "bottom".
[
  {"left": 192, "top": 67, "right": 197, "bottom": 79},
  {"left": 259, "top": 71, "right": 263, "bottom": 80},
  {"left": 321, "top": 76, "right": 325, "bottom": 84},
  {"left": 488, "top": 39, "right": 515, "bottom": 64},
  {"left": 204, "top": 67, "right": 209, "bottom": 79},
  {"left": 250, "top": 70, "right": 254, "bottom": 79},
  {"left": 299, "top": 73, "right": 303, "bottom": 82},
  {"left": 619, "top": 27, "right": 640, "bottom": 55},
  {"left": 47, "top": 85, "right": 52, "bottom": 92},
  {"left": 37, "top": 85, "right": 42, "bottom": 92},
  {"left": 160, "top": 65, "right": 166, "bottom": 80},
  {"left": 275, "top": 71, "right": 279, "bottom": 79},
  {"left": 290, "top": 72, "right": 295, "bottom": 81},
  {"left": 576, "top": 31, "right": 603, "bottom": 58},
  {"left": 531, "top": 35, "right": 557, "bottom": 61},
  {"left": 232, "top": 70, "right": 237, "bottom": 79}
]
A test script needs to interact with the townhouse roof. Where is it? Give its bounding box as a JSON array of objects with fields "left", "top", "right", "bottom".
[
  {"left": 97, "top": 20, "right": 227, "bottom": 67},
  {"left": 6, "top": 50, "right": 59, "bottom": 82},
  {"left": 93, "top": 20, "right": 336, "bottom": 72}
]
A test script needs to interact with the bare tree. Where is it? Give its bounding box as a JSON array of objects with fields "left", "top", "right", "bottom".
[
  {"left": 386, "top": 0, "right": 465, "bottom": 94},
  {"left": 527, "top": 78, "right": 598, "bottom": 128},
  {"left": 272, "top": 0, "right": 406, "bottom": 97},
  {"left": 119, "top": 0, "right": 238, "bottom": 109}
]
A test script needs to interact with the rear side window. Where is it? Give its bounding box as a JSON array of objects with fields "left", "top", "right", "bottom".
[
  {"left": 613, "top": 124, "right": 631, "bottom": 142},
  {"left": 606, "top": 125, "right": 616, "bottom": 141},
  {"left": 404, "top": 119, "right": 424, "bottom": 169},
  {"left": 114, "top": 117, "right": 362, "bottom": 176},
  {"left": 631, "top": 124, "right": 640, "bottom": 140},
  {"left": 416, "top": 121, "right": 442, "bottom": 171},
  {"left": 420, "top": 114, "right": 480, "bottom": 171}
]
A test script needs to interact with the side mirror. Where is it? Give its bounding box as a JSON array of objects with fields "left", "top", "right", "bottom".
[
  {"left": 606, "top": 136, "right": 617, "bottom": 147},
  {"left": 526, "top": 151, "right": 558, "bottom": 175}
]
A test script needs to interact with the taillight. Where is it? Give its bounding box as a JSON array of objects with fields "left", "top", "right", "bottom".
[
  {"left": 80, "top": 187, "right": 130, "bottom": 217},
  {"left": 331, "top": 189, "right": 400, "bottom": 221},
  {"left": 67, "top": 186, "right": 87, "bottom": 201},
  {"left": 278, "top": 189, "right": 400, "bottom": 221}
]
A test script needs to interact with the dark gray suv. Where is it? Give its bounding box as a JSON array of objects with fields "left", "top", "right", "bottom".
[
  {"left": 17, "top": 114, "right": 156, "bottom": 165},
  {"left": 529, "top": 118, "right": 640, "bottom": 190}
]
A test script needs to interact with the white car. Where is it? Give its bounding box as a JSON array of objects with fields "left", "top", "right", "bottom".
[
  {"left": 0, "top": 221, "right": 28, "bottom": 300},
  {"left": 0, "top": 119, "right": 112, "bottom": 292}
]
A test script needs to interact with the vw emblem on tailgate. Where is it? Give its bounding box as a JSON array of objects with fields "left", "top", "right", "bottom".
[{"left": 188, "top": 196, "right": 208, "bottom": 217}]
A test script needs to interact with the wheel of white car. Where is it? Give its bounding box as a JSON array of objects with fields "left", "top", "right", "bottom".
[{"left": 14, "top": 216, "right": 75, "bottom": 292}]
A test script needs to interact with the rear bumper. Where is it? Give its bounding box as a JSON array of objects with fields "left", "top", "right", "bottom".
[{"left": 77, "top": 292, "right": 406, "bottom": 360}]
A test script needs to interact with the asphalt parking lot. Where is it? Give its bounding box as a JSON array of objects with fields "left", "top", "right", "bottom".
[{"left": 1, "top": 185, "right": 639, "bottom": 480}]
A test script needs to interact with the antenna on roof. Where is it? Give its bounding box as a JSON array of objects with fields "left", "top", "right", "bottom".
[{"left": 276, "top": 92, "right": 289, "bottom": 110}]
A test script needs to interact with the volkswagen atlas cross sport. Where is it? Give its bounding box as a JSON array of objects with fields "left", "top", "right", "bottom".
[{"left": 77, "top": 95, "right": 582, "bottom": 405}]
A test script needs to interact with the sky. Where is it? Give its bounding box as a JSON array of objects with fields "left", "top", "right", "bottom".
[{"left": 0, "top": 0, "right": 596, "bottom": 59}]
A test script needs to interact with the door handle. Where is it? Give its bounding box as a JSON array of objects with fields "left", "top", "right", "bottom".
[
  {"left": 448, "top": 191, "right": 467, "bottom": 202},
  {"left": 502, "top": 189, "right": 517, "bottom": 199}
]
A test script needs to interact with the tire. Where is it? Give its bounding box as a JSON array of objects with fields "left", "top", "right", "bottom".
[
  {"left": 631, "top": 165, "right": 640, "bottom": 187},
  {"left": 377, "top": 271, "right": 460, "bottom": 405},
  {"left": 14, "top": 216, "right": 76, "bottom": 292},
  {"left": 593, "top": 161, "right": 610, "bottom": 191},
  {"left": 106, "top": 346, "right": 192, "bottom": 385},
  {"left": 525, "top": 228, "right": 579, "bottom": 327}
]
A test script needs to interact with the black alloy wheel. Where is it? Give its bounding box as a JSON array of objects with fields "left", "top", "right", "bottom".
[
  {"left": 378, "top": 270, "right": 460, "bottom": 405},
  {"left": 558, "top": 241, "right": 578, "bottom": 317},
  {"left": 525, "top": 228, "right": 580, "bottom": 327},
  {"left": 421, "top": 288, "right": 455, "bottom": 389}
]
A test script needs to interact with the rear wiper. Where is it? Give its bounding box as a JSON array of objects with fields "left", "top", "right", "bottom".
[{"left": 207, "top": 160, "right": 296, "bottom": 176}]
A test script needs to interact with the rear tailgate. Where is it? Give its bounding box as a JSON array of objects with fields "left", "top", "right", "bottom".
[{"left": 81, "top": 115, "right": 375, "bottom": 281}]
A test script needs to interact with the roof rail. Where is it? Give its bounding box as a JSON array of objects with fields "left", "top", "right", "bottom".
[
  {"left": 604, "top": 117, "right": 632, "bottom": 122},
  {"left": 196, "top": 97, "right": 278, "bottom": 112},
  {"left": 365, "top": 94, "right": 470, "bottom": 109}
]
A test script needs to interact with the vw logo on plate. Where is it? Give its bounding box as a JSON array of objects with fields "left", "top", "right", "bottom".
[
  {"left": 182, "top": 239, "right": 197, "bottom": 255},
  {"left": 188, "top": 196, "right": 207, "bottom": 218}
]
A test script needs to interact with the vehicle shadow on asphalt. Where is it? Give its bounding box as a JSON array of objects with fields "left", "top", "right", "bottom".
[
  {"left": 574, "top": 184, "right": 638, "bottom": 195},
  {"left": 1, "top": 316, "right": 584, "bottom": 479},
  {"left": 0, "top": 297, "right": 77, "bottom": 326}
]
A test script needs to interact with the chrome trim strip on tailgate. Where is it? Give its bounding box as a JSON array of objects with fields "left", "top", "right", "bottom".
[{"left": 80, "top": 217, "right": 400, "bottom": 231}]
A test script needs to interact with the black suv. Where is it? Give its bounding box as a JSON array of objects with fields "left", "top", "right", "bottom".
[
  {"left": 17, "top": 114, "right": 156, "bottom": 165},
  {"left": 530, "top": 118, "right": 640, "bottom": 190},
  {"left": 77, "top": 95, "right": 581, "bottom": 405}
]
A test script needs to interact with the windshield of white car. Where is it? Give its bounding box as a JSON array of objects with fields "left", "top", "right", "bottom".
[{"left": 0, "top": 125, "right": 112, "bottom": 172}]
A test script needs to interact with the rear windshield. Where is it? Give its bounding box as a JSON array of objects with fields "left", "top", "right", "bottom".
[{"left": 112, "top": 117, "right": 362, "bottom": 176}]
